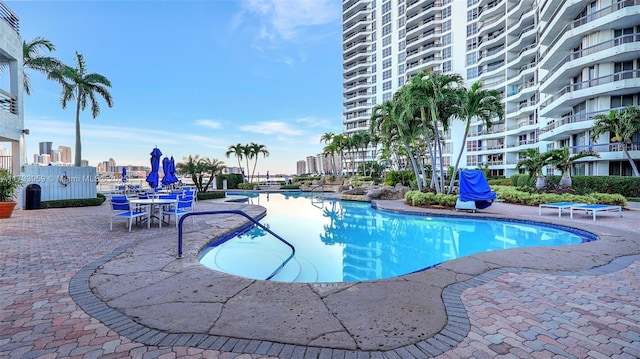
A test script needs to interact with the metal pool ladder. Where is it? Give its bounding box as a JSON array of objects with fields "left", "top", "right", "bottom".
[
  {"left": 177, "top": 210, "right": 296, "bottom": 281},
  {"left": 310, "top": 184, "right": 326, "bottom": 208}
]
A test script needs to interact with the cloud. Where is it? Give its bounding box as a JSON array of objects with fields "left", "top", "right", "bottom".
[
  {"left": 239, "top": 121, "right": 304, "bottom": 136},
  {"left": 194, "top": 119, "right": 222, "bottom": 129},
  {"left": 237, "top": 0, "right": 340, "bottom": 42}
]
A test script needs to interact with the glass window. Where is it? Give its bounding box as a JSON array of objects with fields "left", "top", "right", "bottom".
[
  {"left": 383, "top": 35, "right": 392, "bottom": 46},
  {"left": 383, "top": 69, "right": 392, "bottom": 79},
  {"left": 383, "top": 46, "right": 392, "bottom": 58},
  {"left": 383, "top": 81, "right": 392, "bottom": 91},
  {"left": 383, "top": 24, "right": 392, "bottom": 36}
]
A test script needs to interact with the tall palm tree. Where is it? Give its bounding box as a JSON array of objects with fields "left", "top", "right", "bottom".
[
  {"left": 407, "top": 71, "right": 463, "bottom": 193},
  {"left": 21, "top": 37, "right": 64, "bottom": 95},
  {"left": 591, "top": 107, "right": 640, "bottom": 177},
  {"left": 247, "top": 142, "right": 269, "bottom": 183},
  {"left": 225, "top": 143, "right": 246, "bottom": 182},
  {"left": 447, "top": 81, "right": 503, "bottom": 193},
  {"left": 322, "top": 141, "right": 339, "bottom": 175},
  {"left": 332, "top": 133, "right": 348, "bottom": 176},
  {"left": 50, "top": 52, "right": 113, "bottom": 166}
]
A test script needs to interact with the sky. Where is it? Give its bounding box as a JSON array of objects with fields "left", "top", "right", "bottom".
[{"left": 7, "top": 0, "right": 344, "bottom": 175}]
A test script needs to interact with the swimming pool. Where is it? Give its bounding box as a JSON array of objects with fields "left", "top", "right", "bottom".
[{"left": 199, "top": 192, "right": 595, "bottom": 283}]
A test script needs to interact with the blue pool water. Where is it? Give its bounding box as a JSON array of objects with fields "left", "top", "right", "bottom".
[{"left": 198, "top": 192, "right": 594, "bottom": 283}]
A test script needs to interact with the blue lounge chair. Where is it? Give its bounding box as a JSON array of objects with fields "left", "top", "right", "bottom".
[{"left": 455, "top": 170, "right": 497, "bottom": 213}]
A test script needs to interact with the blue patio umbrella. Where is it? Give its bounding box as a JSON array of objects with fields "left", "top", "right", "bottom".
[
  {"left": 161, "top": 156, "right": 179, "bottom": 187},
  {"left": 121, "top": 166, "right": 127, "bottom": 183},
  {"left": 169, "top": 156, "right": 179, "bottom": 184},
  {"left": 145, "top": 147, "right": 162, "bottom": 189}
]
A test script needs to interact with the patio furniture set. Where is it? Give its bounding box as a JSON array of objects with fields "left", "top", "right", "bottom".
[{"left": 538, "top": 202, "right": 623, "bottom": 221}]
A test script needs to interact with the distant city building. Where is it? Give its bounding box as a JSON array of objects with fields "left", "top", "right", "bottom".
[
  {"left": 81, "top": 159, "right": 89, "bottom": 167},
  {"left": 306, "top": 156, "right": 318, "bottom": 174},
  {"left": 39, "top": 141, "right": 52, "bottom": 155},
  {"left": 296, "top": 160, "right": 306, "bottom": 176},
  {"left": 33, "top": 154, "right": 50, "bottom": 165},
  {"left": 58, "top": 146, "right": 72, "bottom": 164}
]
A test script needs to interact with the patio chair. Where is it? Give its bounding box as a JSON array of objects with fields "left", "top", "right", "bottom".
[
  {"left": 110, "top": 196, "right": 149, "bottom": 232},
  {"left": 455, "top": 170, "right": 497, "bottom": 213},
  {"left": 165, "top": 195, "right": 195, "bottom": 228}
]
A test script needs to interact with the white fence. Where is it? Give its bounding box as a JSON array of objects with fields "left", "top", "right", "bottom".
[{"left": 19, "top": 166, "right": 98, "bottom": 205}]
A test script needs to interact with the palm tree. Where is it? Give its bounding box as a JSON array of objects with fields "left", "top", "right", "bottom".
[
  {"left": 591, "top": 107, "right": 640, "bottom": 177},
  {"left": 225, "top": 143, "right": 246, "bottom": 182},
  {"left": 332, "top": 133, "right": 348, "bottom": 176},
  {"left": 322, "top": 141, "right": 339, "bottom": 175},
  {"left": 447, "top": 81, "right": 504, "bottom": 193},
  {"left": 516, "top": 148, "right": 554, "bottom": 189},
  {"left": 50, "top": 52, "right": 113, "bottom": 166},
  {"left": 409, "top": 71, "right": 463, "bottom": 193},
  {"left": 176, "top": 155, "right": 225, "bottom": 192},
  {"left": 247, "top": 142, "right": 269, "bottom": 183},
  {"left": 548, "top": 147, "right": 600, "bottom": 187},
  {"left": 21, "top": 37, "right": 64, "bottom": 95}
]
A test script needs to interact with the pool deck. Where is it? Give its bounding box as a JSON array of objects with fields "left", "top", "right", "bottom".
[{"left": 1, "top": 198, "right": 640, "bottom": 358}]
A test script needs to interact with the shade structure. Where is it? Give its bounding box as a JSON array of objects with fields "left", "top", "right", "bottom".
[
  {"left": 161, "top": 156, "right": 179, "bottom": 187},
  {"left": 121, "top": 167, "right": 127, "bottom": 183},
  {"left": 145, "top": 147, "right": 162, "bottom": 189}
]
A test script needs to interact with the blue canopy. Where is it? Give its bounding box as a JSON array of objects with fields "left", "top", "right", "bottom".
[
  {"left": 145, "top": 147, "right": 162, "bottom": 189},
  {"left": 121, "top": 166, "right": 127, "bottom": 183},
  {"left": 161, "top": 156, "right": 179, "bottom": 186},
  {"left": 458, "top": 170, "right": 496, "bottom": 209}
]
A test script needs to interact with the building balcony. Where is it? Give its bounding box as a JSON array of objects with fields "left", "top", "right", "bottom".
[
  {"left": 539, "top": 109, "right": 611, "bottom": 141},
  {"left": 0, "top": 2, "right": 19, "bottom": 33},
  {"left": 405, "top": 14, "right": 442, "bottom": 38},
  {"left": 540, "top": 1, "right": 640, "bottom": 65},
  {"left": 540, "top": 70, "right": 640, "bottom": 117},
  {"left": 541, "top": 34, "right": 640, "bottom": 92},
  {"left": 406, "top": 1, "right": 443, "bottom": 22},
  {"left": 478, "top": 0, "right": 505, "bottom": 23}
]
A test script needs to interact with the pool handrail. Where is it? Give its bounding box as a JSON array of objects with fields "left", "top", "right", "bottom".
[
  {"left": 310, "top": 184, "right": 325, "bottom": 208},
  {"left": 177, "top": 210, "right": 296, "bottom": 281}
]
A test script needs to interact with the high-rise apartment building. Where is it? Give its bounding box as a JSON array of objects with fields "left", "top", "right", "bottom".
[
  {"left": 296, "top": 160, "right": 307, "bottom": 176},
  {"left": 343, "top": 0, "right": 640, "bottom": 177},
  {"left": 39, "top": 141, "right": 53, "bottom": 155},
  {"left": 58, "top": 146, "right": 72, "bottom": 164}
]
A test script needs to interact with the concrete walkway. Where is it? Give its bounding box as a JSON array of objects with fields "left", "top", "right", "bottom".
[{"left": 1, "top": 197, "right": 639, "bottom": 358}]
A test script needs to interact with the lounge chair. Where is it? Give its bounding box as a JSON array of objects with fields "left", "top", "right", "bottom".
[
  {"left": 455, "top": 170, "right": 497, "bottom": 213},
  {"left": 110, "top": 196, "right": 149, "bottom": 231},
  {"left": 538, "top": 202, "right": 585, "bottom": 217},
  {"left": 569, "top": 204, "right": 622, "bottom": 221}
]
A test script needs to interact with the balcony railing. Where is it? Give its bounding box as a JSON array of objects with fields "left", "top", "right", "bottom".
[
  {"left": 541, "top": 0, "right": 640, "bottom": 59},
  {"left": 539, "top": 108, "right": 623, "bottom": 134},
  {"left": 0, "top": 88, "right": 17, "bottom": 115},
  {"left": 541, "top": 69, "right": 640, "bottom": 109},
  {"left": 0, "top": 2, "right": 19, "bottom": 33},
  {"left": 0, "top": 155, "right": 12, "bottom": 172},
  {"left": 542, "top": 33, "right": 640, "bottom": 82}
]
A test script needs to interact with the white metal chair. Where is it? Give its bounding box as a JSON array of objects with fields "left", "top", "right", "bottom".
[
  {"left": 110, "top": 196, "right": 149, "bottom": 232},
  {"left": 165, "top": 195, "right": 195, "bottom": 228}
]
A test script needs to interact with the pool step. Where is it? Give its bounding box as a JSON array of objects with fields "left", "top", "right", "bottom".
[{"left": 212, "top": 239, "right": 318, "bottom": 282}]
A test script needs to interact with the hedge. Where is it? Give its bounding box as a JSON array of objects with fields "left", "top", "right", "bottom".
[
  {"left": 196, "top": 191, "right": 226, "bottom": 200},
  {"left": 40, "top": 193, "right": 106, "bottom": 208},
  {"left": 215, "top": 174, "right": 244, "bottom": 189}
]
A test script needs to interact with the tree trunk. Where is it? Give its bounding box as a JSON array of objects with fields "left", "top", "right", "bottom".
[
  {"left": 559, "top": 173, "right": 572, "bottom": 187},
  {"left": 535, "top": 176, "right": 546, "bottom": 190},
  {"left": 448, "top": 118, "right": 471, "bottom": 194},
  {"left": 74, "top": 91, "right": 82, "bottom": 167},
  {"left": 623, "top": 147, "right": 640, "bottom": 177}
]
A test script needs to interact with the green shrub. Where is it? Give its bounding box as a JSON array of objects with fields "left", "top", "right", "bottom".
[
  {"left": 492, "top": 185, "right": 627, "bottom": 207},
  {"left": 280, "top": 184, "right": 300, "bottom": 190},
  {"left": 215, "top": 174, "right": 244, "bottom": 189},
  {"left": 488, "top": 178, "right": 511, "bottom": 186},
  {"left": 384, "top": 170, "right": 415, "bottom": 186},
  {"left": 404, "top": 191, "right": 457, "bottom": 207},
  {"left": 293, "top": 176, "right": 321, "bottom": 183},
  {"left": 197, "top": 191, "right": 226, "bottom": 200},
  {"left": 40, "top": 194, "right": 106, "bottom": 208},
  {"left": 237, "top": 183, "right": 257, "bottom": 190}
]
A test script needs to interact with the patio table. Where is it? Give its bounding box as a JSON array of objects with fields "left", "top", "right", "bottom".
[{"left": 130, "top": 198, "right": 176, "bottom": 228}]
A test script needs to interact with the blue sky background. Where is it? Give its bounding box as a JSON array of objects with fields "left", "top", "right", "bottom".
[{"left": 9, "top": 0, "right": 344, "bottom": 175}]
